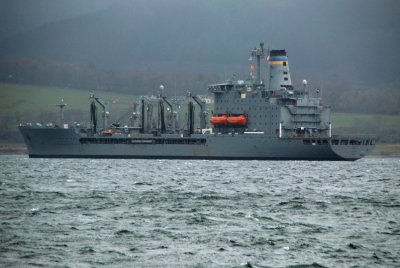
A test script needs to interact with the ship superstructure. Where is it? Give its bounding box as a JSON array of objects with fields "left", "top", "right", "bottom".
[
  {"left": 210, "top": 44, "right": 331, "bottom": 140},
  {"left": 19, "top": 43, "right": 376, "bottom": 160}
]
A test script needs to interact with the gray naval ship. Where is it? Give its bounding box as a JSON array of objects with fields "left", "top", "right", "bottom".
[{"left": 19, "top": 43, "right": 376, "bottom": 160}]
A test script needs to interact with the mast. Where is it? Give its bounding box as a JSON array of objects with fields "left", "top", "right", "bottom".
[
  {"left": 90, "top": 94, "right": 109, "bottom": 130},
  {"left": 56, "top": 99, "right": 67, "bottom": 127},
  {"left": 187, "top": 101, "right": 194, "bottom": 135},
  {"left": 251, "top": 42, "right": 265, "bottom": 84},
  {"left": 160, "top": 96, "right": 176, "bottom": 133},
  {"left": 159, "top": 84, "right": 176, "bottom": 133},
  {"left": 188, "top": 92, "right": 207, "bottom": 130},
  {"left": 140, "top": 98, "right": 145, "bottom": 133},
  {"left": 90, "top": 99, "right": 97, "bottom": 134},
  {"left": 158, "top": 100, "right": 166, "bottom": 133}
]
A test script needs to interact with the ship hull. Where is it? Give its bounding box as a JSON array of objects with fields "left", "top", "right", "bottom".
[{"left": 19, "top": 126, "right": 375, "bottom": 161}]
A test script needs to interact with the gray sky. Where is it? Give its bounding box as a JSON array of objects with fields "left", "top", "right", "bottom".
[{"left": 0, "top": 0, "right": 116, "bottom": 38}]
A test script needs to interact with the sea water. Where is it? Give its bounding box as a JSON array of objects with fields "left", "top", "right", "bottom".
[{"left": 0, "top": 155, "right": 399, "bottom": 267}]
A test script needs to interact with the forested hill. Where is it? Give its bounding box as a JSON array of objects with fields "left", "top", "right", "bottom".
[{"left": 1, "top": 0, "right": 399, "bottom": 88}]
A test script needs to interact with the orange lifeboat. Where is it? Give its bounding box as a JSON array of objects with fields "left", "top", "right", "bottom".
[
  {"left": 227, "top": 115, "right": 247, "bottom": 126},
  {"left": 210, "top": 115, "right": 228, "bottom": 125},
  {"left": 102, "top": 129, "right": 113, "bottom": 136}
]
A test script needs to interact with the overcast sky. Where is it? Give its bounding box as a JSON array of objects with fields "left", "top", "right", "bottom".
[{"left": 0, "top": 0, "right": 116, "bottom": 38}]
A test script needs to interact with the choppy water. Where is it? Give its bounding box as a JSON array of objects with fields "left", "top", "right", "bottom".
[{"left": 0, "top": 155, "right": 399, "bottom": 267}]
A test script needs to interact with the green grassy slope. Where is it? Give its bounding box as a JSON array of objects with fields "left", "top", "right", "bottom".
[
  {"left": 0, "top": 83, "right": 135, "bottom": 112},
  {"left": 332, "top": 113, "right": 399, "bottom": 129},
  {"left": 332, "top": 113, "right": 399, "bottom": 143}
]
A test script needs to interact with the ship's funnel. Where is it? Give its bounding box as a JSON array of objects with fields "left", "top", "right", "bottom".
[{"left": 268, "top": 50, "right": 292, "bottom": 90}]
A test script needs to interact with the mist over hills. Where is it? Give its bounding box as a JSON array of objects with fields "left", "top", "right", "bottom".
[
  {"left": 0, "top": 0, "right": 113, "bottom": 38},
  {"left": 1, "top": 0, "right": 399, "bottom": 89}
]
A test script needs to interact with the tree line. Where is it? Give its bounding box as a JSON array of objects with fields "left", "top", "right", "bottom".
[
  {"left": 0, "top": 59, "right": 399, "bottom": 115},
  {"left": 0, "top": 59, "right": 219, "bottom": 96}
]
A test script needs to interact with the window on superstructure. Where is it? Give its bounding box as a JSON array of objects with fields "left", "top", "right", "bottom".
[{"left": 261, "top": 91, "right": 267, "bottom": 98}]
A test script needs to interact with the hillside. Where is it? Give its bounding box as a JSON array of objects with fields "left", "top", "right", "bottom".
[{"left": 0, "top": 83, "right": 135, "bottom": 113}]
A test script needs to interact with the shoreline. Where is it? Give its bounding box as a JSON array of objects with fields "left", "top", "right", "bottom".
[
  {"left": 1, "top": 143, "right": 399, "bottom": 157},
  {"left": 0, "top": 143, "right": 27, "bottom": 155}
]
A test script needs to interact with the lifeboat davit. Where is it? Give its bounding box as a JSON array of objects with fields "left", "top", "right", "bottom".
[
  {"left": 210, "top": 115, "right": 228, "bottom": 125},
  {"left": 227, "top": 115, "right": 247, "bottom": 126}
]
